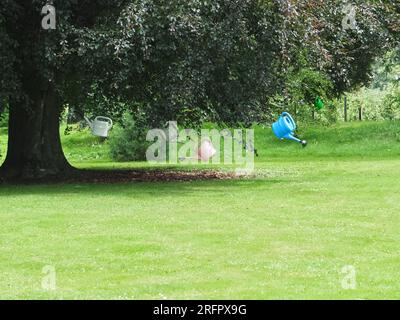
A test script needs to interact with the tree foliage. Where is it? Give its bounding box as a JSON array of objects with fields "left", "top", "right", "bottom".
[{"left": 1, "top": 0, "right": 399, "bottom": 127}]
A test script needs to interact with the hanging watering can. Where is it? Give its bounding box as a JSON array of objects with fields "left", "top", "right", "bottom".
[
  {"left": 197, "top": 139, "right": 217, "bottom": 161},
  {"left": 272, "top": 112, "right": 307, "bottom": 147},
  {"left": 179, "top": 139, "right": 217, "bottom": 162},
  {"left": 314, "top": 96, "right": 324, "bottom": 110},
  {"left": 84, "top": 116, "right": 113, "bottom": 138}
]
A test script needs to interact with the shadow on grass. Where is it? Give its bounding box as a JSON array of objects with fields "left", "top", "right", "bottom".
[{"left": 0, "top": 173, "right": 284, "bottom": 197}]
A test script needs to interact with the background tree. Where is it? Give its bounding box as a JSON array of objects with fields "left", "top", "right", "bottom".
[
  {"left": 0, "top": 0, "right": 131, "bottom": 179},
  {"left": 0, "top": 0, "right": 398, "bottom": 180}
]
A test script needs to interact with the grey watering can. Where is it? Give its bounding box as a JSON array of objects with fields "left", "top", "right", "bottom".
[{"left": 84, "top": 116, "right": 113, "bottom": 138}]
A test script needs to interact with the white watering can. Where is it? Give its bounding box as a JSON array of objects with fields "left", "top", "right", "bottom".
[{"left": 84, "top": 116, "right": 113, "bottom": 138}]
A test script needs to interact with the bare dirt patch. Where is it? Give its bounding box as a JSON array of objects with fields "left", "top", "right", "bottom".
[{"left": 1, "top": 169, "right": 236, "bottom": 184}]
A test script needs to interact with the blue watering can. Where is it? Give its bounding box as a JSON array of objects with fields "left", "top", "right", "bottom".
[{"left": 272, "top": 112, "right": 307, "bottom": 147}]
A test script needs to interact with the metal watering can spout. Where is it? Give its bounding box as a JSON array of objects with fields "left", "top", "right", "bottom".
[
  {"left": 84, "top": 116, "right": 93, "bottom": 129},
  {"left": 284, "top": 132, "right": 301, "bottom": 143},
  {"left": 283, "top": 133, "right": 307, "bottom": 147}
]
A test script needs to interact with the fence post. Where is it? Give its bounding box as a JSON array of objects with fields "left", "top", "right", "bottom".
[
  {"left": 344, "top": 96, "right": 348, "bottom": 122},
  {"left": 358, "top": 106, "right": 362, "bottom": 121}
]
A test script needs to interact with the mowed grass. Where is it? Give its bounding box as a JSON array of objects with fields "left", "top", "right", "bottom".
[{"left": 0, "top": 121, "right": 400, "bottom": 299}]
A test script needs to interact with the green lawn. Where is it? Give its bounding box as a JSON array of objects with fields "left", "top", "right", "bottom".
[{"left": 0, "top": 121, "right": 399, "bottom": 299}]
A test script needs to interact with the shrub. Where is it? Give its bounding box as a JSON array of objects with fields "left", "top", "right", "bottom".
[
  {"left": 109, "top": 112, "right": 151, "bottom": 162},
  {"left": 0, "top": 102, "right": 8, "bottom": 128},
  {"left": 0, "top": 113, "right": 8, "bottom": 128},
  {"left": 276, "top": 68, "right": 335, "bottom": 123},
  {"left": 344, "top": 88, "right": 386, "bottom": 121},
  {"left": 382, "top": 87, "right": 400, "bottom": 120},
  {"left": 321, "top": 101, "right": 339, "bottom": 125}
]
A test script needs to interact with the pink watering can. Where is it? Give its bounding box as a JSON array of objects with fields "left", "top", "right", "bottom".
[
  {"left": 197, "top": 139, "right": 217, "bottom": 161},
  {"left": 179, "top": 139, "right": 217, "bottom": 161}
]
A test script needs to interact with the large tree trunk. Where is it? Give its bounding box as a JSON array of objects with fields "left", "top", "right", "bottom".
[{"left": 0, "top": 81, "right": 73, "bottom": 181}]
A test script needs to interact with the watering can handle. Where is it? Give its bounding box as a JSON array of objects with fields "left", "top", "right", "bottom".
[
  {"left": 281, "top": 112, "right": 296, "bottom": 130},
  {"left": 84, "top": 116, "right": 92, "bottom": 128},
  {"left": 95, "top": 116, "right": 113, "bottom": 129}
]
